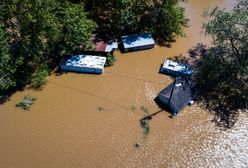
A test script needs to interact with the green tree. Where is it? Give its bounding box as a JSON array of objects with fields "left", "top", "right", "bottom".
[
  {"left": 0, "top": 0, "right": 96, "bottom": 91},
  {"left": 61, "top": 2, "right": 97, "bottom": 53},
  {"left": 84, "top": 0, "right": 188, "bottom": 44},
  {"left": 112, "top": 0, "right": 139, "bottom": 36},
  {"left": 194, "top": 0, "right": 248, "bottom": 128},
  {"left": 0, "top": 23, "right": 15, "bottom": 90},
  {"left": 151, "top": 0, "right": 188, "bottom": 44}
]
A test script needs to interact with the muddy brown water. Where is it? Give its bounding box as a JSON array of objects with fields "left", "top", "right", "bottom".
[{"left": 1, "top": 0, "right": 247, "bottom": 168}]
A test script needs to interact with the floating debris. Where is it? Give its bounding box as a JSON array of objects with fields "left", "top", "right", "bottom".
[
  {"left": 16, "top": 95, "right": 36, "bottom": 110},
  {"left": 134, "top": 143, "right": 140, "bottom": 148},
  {"left": 140, "top": 119, "right": 150, "bottom": 135},
  {"left": 97, "top": 106, "right": 104, "bottom": 111}
]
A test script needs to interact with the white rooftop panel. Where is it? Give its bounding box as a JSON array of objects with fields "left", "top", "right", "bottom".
[
  {"left": 64, "top": 55, "right": 106, "bottom": 69},
  {"left": 162, "top": 60, "right": 184, "bottom": 71},
  {"left": 121, "top": 33, "right": 155, "bottom": 49},
  {"left": 105, "top": 41, "right": 118, "bottom": 52}
]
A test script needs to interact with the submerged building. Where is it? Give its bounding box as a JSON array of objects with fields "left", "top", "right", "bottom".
[
  {"left": 60, "top": 55, "right": 106, "bottom": 74},
  {"left": 121, "top": 33, "right": 155, "bottom": 52},
  {"left": 160, "top": 59, "right": 193, "bottom": 77},
  {"left": 158, "top": 78, "right": 194, "bottom": 115},
  {"left": 95, "top": 40, "right": 118, "bottom": 52}
]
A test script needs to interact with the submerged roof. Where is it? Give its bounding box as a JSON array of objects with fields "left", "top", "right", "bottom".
[
  {"left": 160, "top": 59, "right": 193, "bottom": 76},
  {"left": 62, "top": 55, "right": 106, "bottom": 69},
  {"left": 162, "top": 60, "right": 184, "bottom": 71},
  {"left": 95, "top": 41, "right": 108, "bottom": 52},
  {"left": 105, "top": 41, "right": 118, "bottom": 52},
  {"left": 121, "top": 33, "right": 155, "bottom": 49},
  {"left": 95, "top": 41, "right": 118, "bottom": 52},
  {"left": 158, "top": 78, "right": 194, "bottom": 114}
]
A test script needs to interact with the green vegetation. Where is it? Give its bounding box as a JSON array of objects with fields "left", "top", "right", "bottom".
[
  {"left": 16, "top": 95, "right": 36, "bottom": 110},
  {"left": 62, "top": 2, "right": 97, "bottom": 53},
  {"left": 31, "top": 65, "right": 48, "bottom": 89},
  {"left": 140, "top": 119, "right": 150, "bottom": 135},
  {"left": 0, "top": 0, "right": 96, "bottom": 91},
  {"left": 104, "top": 53, "right": 116, "bottom": 67},
  {"left": 193, "top": 0, "right": 248, "bottom": 128},
  {"left": 0, "top": 23, "right": 15, "bottom": 90},
  {"left": 84, "top": 0, "right": 188, "bottom": 44}
]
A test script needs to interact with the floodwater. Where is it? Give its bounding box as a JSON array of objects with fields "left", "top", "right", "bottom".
[{"left": 1, "top": 0, "right": 247, "bottom": 168}]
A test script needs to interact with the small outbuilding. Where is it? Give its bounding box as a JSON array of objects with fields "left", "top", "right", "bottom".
[
  {"left": 60, "top": 55, "right": 106, "bottom": 74},
  {"left": 160, "top": 59, "right": 193, "bottom": 77},
  {"left": 121, "top": 33, "right": 155, "bottom": 52},
  {"left": 95, "top": 40, "right": 118, "bottom": 52},
  {"left": 158, "top": 78, "right": 194, "bottom": 115}
]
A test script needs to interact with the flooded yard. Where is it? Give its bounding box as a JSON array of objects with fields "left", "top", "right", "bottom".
[{"left": 0, "top": 0, "right": 247, "bottom": 167}]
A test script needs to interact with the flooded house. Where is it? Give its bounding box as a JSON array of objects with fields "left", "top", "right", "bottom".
[
  {"left": 121, "top": 33, "right": 155, "bottom": 52},
  {"left": 60, "top": 55, "right": 106, "bottom": 74},
  {"left": 158, "top": 77, "right": 195, "bottom": 115}
]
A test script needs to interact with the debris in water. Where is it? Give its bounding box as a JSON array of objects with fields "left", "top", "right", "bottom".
[{"left": 16, "top": 95, "right": 36, "bottom": 110}]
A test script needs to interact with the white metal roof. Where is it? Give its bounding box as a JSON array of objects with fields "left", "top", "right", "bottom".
[
  {"left": 121, "top": 33, "right": 155, "bottom": 49},
  {"left": 162, "top": 60, "right": 184, "bottom": 71},
  {"left": 64, "top": 55, "right": 106, "bottom": 69},
  {"left": 105, "top": 41, "right": 118, "bottom": 52}
]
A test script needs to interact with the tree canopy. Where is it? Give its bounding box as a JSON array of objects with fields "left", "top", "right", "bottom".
[
  {"left": 0, "top": 23, "right": 15, "bottom": 90},
  {"left": 0, "top": 0, "right": 96, "bottom": 91},
  {"left": 193, "top": 0, "right": 248, "bottom": 128},
  {"left": 84, "top": 0, "right": 188, "bottom": 44}
]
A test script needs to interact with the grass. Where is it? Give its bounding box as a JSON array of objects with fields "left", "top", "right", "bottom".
[{"left": 16, "top": 95, "right": 36, "bottom": 110}]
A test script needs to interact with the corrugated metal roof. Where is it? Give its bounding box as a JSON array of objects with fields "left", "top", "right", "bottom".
[
  {"left": 62, "top": 55, "right": 106, "bottom": 69},
  {"left": 158, "top": 78, "right": 194, "bottom": 114},
  {"left": 95, "top": 41, "right": 107, "bottom": 52},
  {"left": 121, "top": 33, "right": 155, "bottom": 49}
]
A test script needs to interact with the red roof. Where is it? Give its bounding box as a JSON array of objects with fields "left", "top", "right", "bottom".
[{"left": 95, "top": 41, "right": 107, "bottom": 52}]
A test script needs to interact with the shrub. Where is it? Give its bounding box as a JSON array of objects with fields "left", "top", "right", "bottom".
[
  {"left": 31, "top": 65, "right": 48, "bottom": 89},
  {"left": 105, "top": 53, "right": 116, "bottom": 67},
  {"left": 140, "top": 119, "right": 150, "bottom": 135},
  {"left": 16, "top": 95, "right": 36, "bottom": 110}
]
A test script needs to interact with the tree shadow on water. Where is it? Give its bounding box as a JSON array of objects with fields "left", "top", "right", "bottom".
[
  {"left": 199, "top": 91, "right": 240, "bottom": 129},
  {"left": 188, "top": 43, "right": 247, "bottom": 129},
  {"left": 0, "top": 93, "right": 11, "bottom": 104}
]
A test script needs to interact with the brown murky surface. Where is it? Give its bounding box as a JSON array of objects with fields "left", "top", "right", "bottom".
[{"left": 1, "top": 0, "right": 247, "bottom": 168}]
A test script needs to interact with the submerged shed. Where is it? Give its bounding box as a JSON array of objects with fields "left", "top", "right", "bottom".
[
  {"left": 121, "top": 33, "right": 155, "bottom": 52},
  {"left": 95, "top": 41, "right": 118, "bottom": 52},
  {"left": 158, "top": 78, "right": 194, "bottom": 115},
  {"left": 60, "top": 55, "right": 106, "bottom": 74},
  {"left": 160, "top": 59, "right": 193, "bottom": 77}
]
